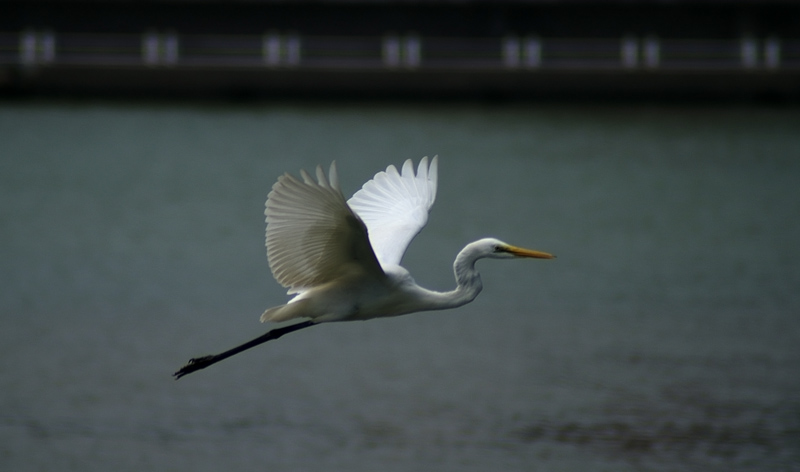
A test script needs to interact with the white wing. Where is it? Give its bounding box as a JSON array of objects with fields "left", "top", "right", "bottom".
[
  {"left": 347, "top": 156, "right": 438, "bottom": 268},
  {"left": 265, "top": 162, "right": 384, "bottom": 294}
]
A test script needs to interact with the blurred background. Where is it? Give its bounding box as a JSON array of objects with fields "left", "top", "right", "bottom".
[
  {"left": 1, "top": 1, "right": 799, "bottom": 472},
  {"left": 2, "top": 0, "right": 800, "bottom": 100}
]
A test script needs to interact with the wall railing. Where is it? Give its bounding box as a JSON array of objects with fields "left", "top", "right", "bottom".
[{"left": 3, "top": 31, "right": 798, "bottom": 72}]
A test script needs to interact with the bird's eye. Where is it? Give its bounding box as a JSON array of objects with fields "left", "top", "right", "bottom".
[{"left": 493, "top": 245, "right": 503, "bottom": 253}]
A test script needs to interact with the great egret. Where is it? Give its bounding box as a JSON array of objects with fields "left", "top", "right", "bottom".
[{"left": 174, "top": 157, "right": 554, "bottom": 379}]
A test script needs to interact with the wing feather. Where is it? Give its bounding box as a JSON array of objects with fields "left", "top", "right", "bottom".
[
  {"left": 265, "top": 162, "right": 383, "bottom": 294},
  {"left": 347, "top": 156, "right": 438, "bottom": 268}
]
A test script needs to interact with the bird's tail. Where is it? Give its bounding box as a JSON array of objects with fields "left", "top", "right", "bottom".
[{"left": 260, "top": 299, "right": 311, "bottom": 323}]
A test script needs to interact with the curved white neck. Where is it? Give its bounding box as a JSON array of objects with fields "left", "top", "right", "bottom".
[
  {"left": 450, "top": 246, "right": 485, "bottom": 305},
  {"left": 415, "top": 243, "right": 484, "bottom": 311}
]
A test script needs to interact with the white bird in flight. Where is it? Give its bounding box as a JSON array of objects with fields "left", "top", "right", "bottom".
[{"left": 175, "top": 156, "right": 554, "bottom": 379}]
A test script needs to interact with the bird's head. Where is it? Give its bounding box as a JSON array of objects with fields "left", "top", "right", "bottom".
[{"left": 473, "top": 237, "right": 556, "bottom": 260}]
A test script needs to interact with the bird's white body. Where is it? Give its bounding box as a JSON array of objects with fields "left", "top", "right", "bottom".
[{"left": 260, "top": 157, "right": 553, "bottom": 324}]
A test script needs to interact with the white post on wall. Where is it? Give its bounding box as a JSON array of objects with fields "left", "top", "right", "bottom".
[
  {"left": 20, "top": 30, "right": 38, "bottom": 66},
  {"left": 284, "top": 34, "right": 301, "bottom": 67},
  {"left": 741, "top": 35, "right": 758, "bottom": 69},
  {"left": 524, "top": 36, "right": 541, "bottom": 69},
  {"left": 404, "top": 34, "right": 421, "bottom": 68},
  {"left": 383, "top": 34, "right": 401, "bottom": 68},
  {"left": 40, "top": 30, "right": 55, "bottom": 64},
  {"left": 143, "top": 30, "right": 160, "bottom": 65},
  {"left": 263, "top": 32, "right": 282, "bottom": 66},
  {"left": 621, "top": 36, "right": 639, "bottom": 69},
  {"left": 163, "top": 31, "right": 179, "bottom": 65},
  {"left": 503, "top": 36, "right": 521, "bottom": 68},
  {"left": 764, "top": 36, "right": 780, "bottom": 70},
  {"left": 643, "top": 35, "right": 660, "bottom": 69}
]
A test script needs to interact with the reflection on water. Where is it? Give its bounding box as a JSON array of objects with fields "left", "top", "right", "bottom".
[{"left": 1, "top": 102, "right": 798, "bottom": 471}]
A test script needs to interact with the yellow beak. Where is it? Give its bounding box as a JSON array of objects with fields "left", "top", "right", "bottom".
[{"left": 504, "top": 245, "right": 556, "bottom": 259}]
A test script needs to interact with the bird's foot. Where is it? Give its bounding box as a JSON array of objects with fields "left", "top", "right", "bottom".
[{"left": 173, "top": 355, "right": 216, "bottom": 380}]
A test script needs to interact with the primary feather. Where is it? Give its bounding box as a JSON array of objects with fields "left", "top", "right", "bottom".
[{"left": 348, "top": 156, "right": 438, "bottom": 268}]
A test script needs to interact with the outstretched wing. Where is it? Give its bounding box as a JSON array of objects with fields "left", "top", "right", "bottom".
[
  {"left": 265, "top": 162, "right": 384, "bottom": 294},
  {"left": 347, "top": 156, "right": 438, "bottom": 268}
]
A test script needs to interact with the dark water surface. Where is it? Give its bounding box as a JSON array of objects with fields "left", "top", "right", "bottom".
[{"left": 1, "top": 102, "right": 798, "bottom": 471}]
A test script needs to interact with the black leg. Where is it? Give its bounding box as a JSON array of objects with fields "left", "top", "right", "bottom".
[{"left": 173, "top": 320, "right": 317, "bottom": 379}]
